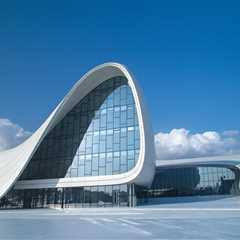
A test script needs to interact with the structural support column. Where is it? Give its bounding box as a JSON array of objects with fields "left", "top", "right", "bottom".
[
  {"left": 61, "top": 188, "right": 65, "bottom": 209},
  {"left": 231, "top": 168, "right": 240, "bottom": 195},
  {"left": 128, "top": 184, "right": 136, "bottom": 207}
]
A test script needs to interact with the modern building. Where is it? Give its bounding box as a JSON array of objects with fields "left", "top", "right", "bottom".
[{"left": 0, "top": 63, "right": 239, "bottom": 209}]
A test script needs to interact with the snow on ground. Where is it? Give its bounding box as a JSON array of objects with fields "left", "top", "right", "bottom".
[{"left": 0, "top": 196, "right": 240, "bottom": 239}]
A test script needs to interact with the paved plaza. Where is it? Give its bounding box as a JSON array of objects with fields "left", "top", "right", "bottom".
[{"left": 0, "top": 196, "right": 240, "bottom": 239}]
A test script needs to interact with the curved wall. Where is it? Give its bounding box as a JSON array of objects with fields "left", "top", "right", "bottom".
[
  {"left": 0, "top": 63, "right": 156, "bottom": 198},
  {"left": 20, "top": 76, "right": 141, "bottom": 180}
]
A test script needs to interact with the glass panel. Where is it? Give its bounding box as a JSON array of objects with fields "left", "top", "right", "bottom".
[
  {"left": 141, "top": 166, "right": 236, "bottom": 200},
  {"left": 20, "top": 76, "right": 140, "bottom": 180}
]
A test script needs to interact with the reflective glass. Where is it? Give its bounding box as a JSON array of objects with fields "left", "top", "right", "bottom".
[
  {"left": 20, "top": 77, "right": 140, "bottom": 180},
  {"left": 0, "top": 184, "right": 130, "bottom": 209},
  {"left": 141, "top": 166, "right": 236, "bottom": 199}
]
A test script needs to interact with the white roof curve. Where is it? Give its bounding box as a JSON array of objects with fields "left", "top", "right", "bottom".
[
  {"left": 0, "top": 63, "right": 156, "bottom": 197},
  {"left": 156, "top": 155, "right": 240, "bottom": 169}
]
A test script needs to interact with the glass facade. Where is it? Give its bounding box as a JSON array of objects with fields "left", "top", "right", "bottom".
[
  {"left": 20, "top": 76, "right": 140, "bottom": 180},
  {"left": 0, "top": 185, "right": 132, "bottom": 209},
  {"left": 136, "top": 166, "right": 237, "bottom": 204},
  {"left": 0, "top": 166, "right": 239, "bottom": 209},
  {"left": 1, "top": 70, "right": 239, "bottom": 210}
]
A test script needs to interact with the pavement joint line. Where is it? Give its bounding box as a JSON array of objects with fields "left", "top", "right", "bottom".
[
  {"left": 118, "top": 218, "right": 141, "bottom": 225},
  {"left": 136, "top": 208, "right": 240, "bottom": 211},
  {"left": 68, "top": 212, "right": 142, "bottom": 215},
  {"left": 83, "top": 218, "right": 102, "bottom": 225},
  {"left": 101, "top": 218, "right": 116, "bottom": 223},
  {"left": 121, "top": 222, "right": 153, "bottom": 236}
]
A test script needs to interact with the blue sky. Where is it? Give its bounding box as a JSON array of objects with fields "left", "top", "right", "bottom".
[{"left": 0, "top": 0, "right": 240, "bottom": 136}]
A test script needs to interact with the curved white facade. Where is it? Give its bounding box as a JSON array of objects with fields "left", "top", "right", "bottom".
[
  {"left": 156, "top": 155, "right": 240, "bottom": 170},
  {"left": 0, "top": 63, "right": 156, "bottom": 199}
]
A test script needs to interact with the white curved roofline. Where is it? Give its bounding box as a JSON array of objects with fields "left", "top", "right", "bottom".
[
  {"left": 156, "top": 154, "right": 240, "bottom": 169},
  {"left": 0, "top": 63, "right": 156, "bottom": 196}
]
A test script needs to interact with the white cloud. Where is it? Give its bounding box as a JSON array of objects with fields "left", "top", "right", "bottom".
[
  {"left": 0, "top": 117, "right": 239, "bottom": 161},
  {"left": 0, "top": 118, "right": 31, "bottom": 151},
  {"left": 222, "top": 130, "right": 239, "bottom": 137},
  {"left": 155, "top": 128, "right": 240, "bottom": 160}
]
